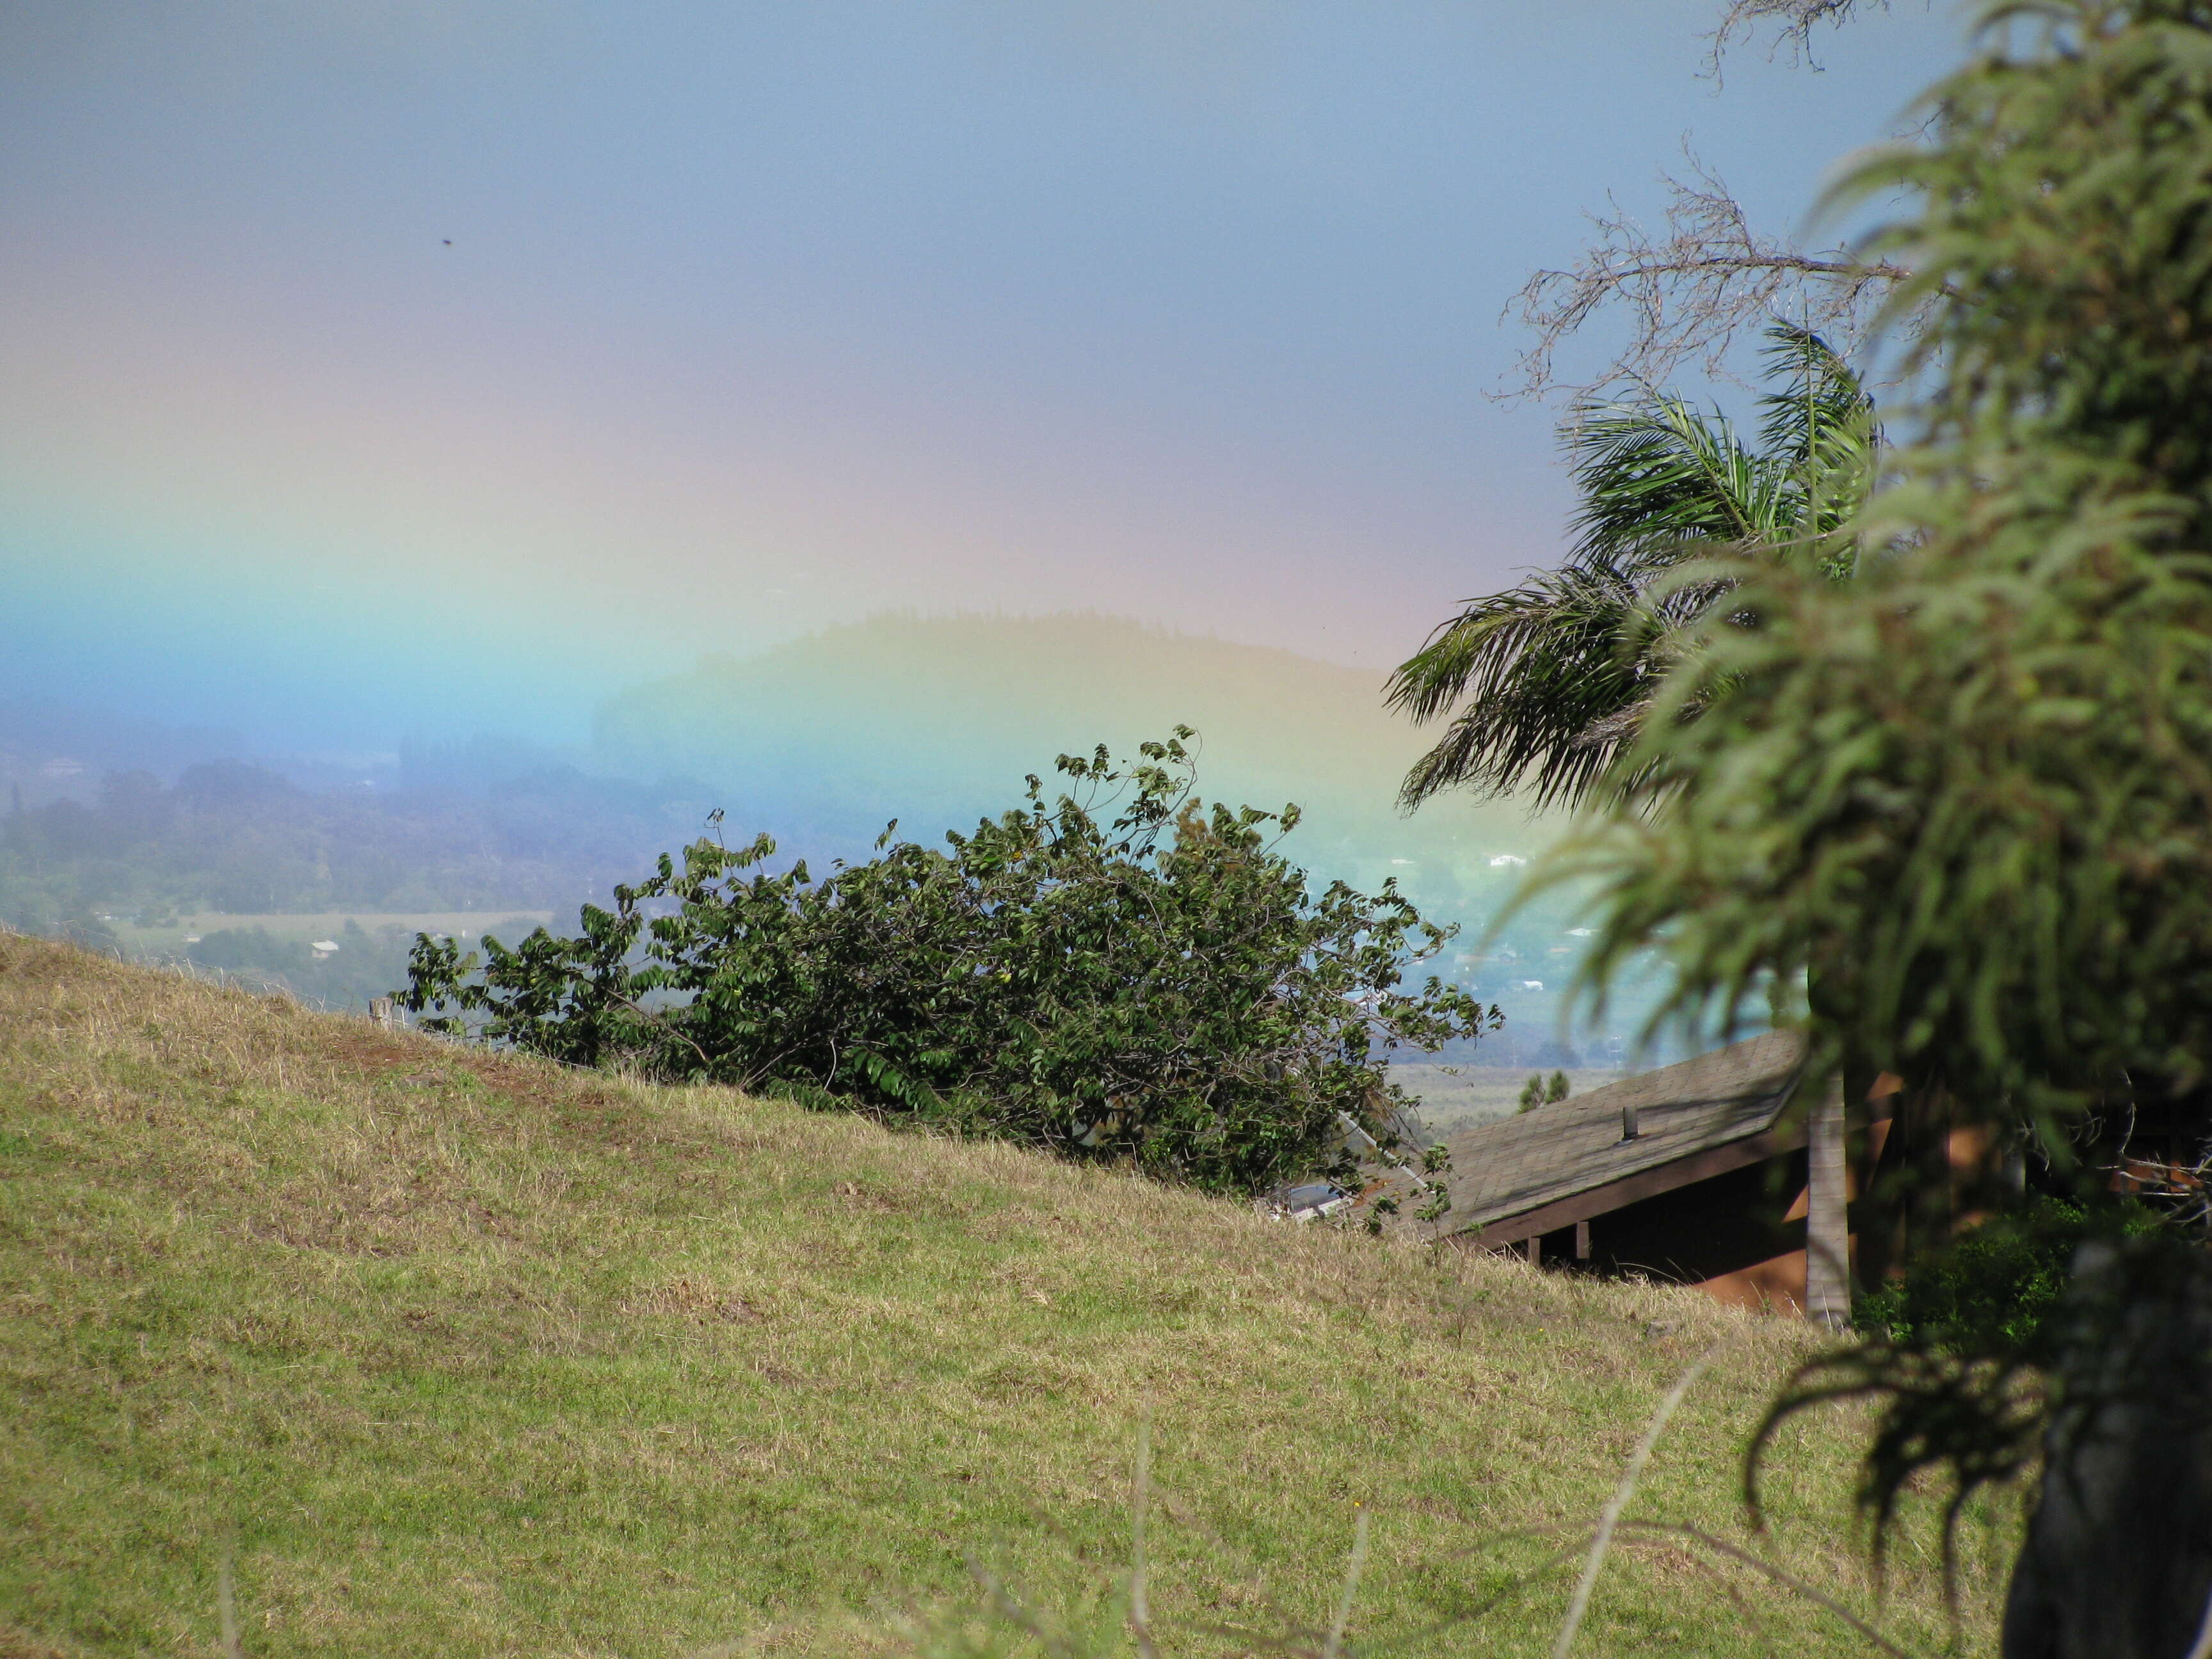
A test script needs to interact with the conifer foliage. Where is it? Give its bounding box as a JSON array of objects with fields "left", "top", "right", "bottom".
[
  {"left": 1535, "top": 0, "right": 2212, "bottom": 1595},
  {"left": 402, "top": 732, "right": 1495, "bottom": 1195},
  {"left": 1564, "top": 0, "right": 2212, "bottom": 1139}
]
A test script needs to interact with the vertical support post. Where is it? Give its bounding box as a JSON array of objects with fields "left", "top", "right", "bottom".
[
  {"left": 1524, "top": 1234, "right": 1541, "bottom": 1267},
  {"left": 1575, "top": 1219, "right": 1591, "bottom": 1261},
  {"left": 1806, "top": 1072, "right": 1851, "bottom": 1329},
  {"left": 369, "top": 997, "right": 400, "bottom": 1031}
]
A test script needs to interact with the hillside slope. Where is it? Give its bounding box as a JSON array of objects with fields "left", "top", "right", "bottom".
[{"left": 0, "top": 936, "right": 2008, "bottom": 1657}]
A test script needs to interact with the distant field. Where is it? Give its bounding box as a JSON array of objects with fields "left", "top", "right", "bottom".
[
  {"left": 0, "top": 936, "right": 2012, "bottom": 1656},
  {"left": 1389, "top": 1064, "right": 1627, "bottom": 1139},
  {"left": 108, "top": 910, "right": 557, "bottom": 957}
]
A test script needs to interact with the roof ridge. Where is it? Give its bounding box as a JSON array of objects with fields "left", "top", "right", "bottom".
[{"left": 1384, "top": 1029, "right": 1813, "bottom": 1240}]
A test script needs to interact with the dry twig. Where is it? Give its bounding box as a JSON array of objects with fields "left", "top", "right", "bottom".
[
  {"left": 1505, "top": 151, "right": 1911, "bottom": 401},
  {"left": 1709, "top": 0, "right": 1888, "bottom": 71}
]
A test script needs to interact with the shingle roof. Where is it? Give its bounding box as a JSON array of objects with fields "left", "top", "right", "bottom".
[{"left": 1374, "top": 1030, "right": 1809, "bottom": 1240}]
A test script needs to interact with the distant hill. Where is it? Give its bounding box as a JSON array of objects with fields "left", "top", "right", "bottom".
[
  {"left": 591, "top": 612, "right": 1659, "bottom": 1061},
  {"left": 0, "top": 758, "right": 713, "bottom": 935},
  {"left": 0, "top": 697, "right": 245, "bottom": 811},
  {"left": 594, "top": 610, "right": 1544, "bottom": 885}
]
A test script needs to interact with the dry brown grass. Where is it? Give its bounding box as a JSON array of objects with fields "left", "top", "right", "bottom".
[{"left": 0, "top": 933, "right": 2012, "bottom": 1656}]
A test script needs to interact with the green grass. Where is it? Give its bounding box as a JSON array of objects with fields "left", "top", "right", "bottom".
[
  {"left": 0, "top": 934, "right": 2012, "bottom": 1657},
  {"left": 1386, "top": 1066, "right": 1626, "bottom": 1138}
]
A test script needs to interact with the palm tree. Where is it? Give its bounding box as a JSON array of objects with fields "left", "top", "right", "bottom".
[
  {"left": 1390, "top": 326, "right": 1877, "bottom": 1324},
  {"left": 1387, "top": 325, "right": 1875, "bottom": 812}
]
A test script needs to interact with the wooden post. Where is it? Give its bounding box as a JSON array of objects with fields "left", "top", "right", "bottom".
[
  {"left": 1806, "top": 1073, "right": 1851, "bottom": 1329},
  {"left": 1621, "top": 1104, "right": 1640, "bottom": 1141},
  {"left": 369, "top": 997, "right": 400, "bottom": 1031},
  {"left": 1524, "top": 1234, "right": 1541, "bottom": 1267},
  {"left": 1575, "top": 1219, "right": 1591, "bottom": 1261}
]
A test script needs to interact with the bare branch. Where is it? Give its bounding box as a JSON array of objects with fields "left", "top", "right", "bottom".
[
  {"left": 1502, "top": 152, "right": 1912, "bottom": 402},
  {"left": 1709, "top": 0, "right": 1887, "bottom": 71}
]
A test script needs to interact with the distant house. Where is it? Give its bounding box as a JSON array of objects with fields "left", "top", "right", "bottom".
[
  {"left": 1370, "top": 1032, "right": 1874, "bottom": 1315},
  {"left": 310, "top": 939, "right": 341, "bottom": 960}
]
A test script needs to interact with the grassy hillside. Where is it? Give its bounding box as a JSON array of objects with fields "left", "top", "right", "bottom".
[{"left": 0, "top": 934, "right": 2011, "bottom": 1657}]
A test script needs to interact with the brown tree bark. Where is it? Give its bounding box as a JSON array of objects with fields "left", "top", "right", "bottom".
[{"left": 1805, "top": 1072, "right": 1851, "bottom": 1329}]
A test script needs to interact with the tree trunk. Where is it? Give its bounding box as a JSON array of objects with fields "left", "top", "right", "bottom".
[{"left": 1805, "top": 1072, "right": 1851, "bottom": 1329}]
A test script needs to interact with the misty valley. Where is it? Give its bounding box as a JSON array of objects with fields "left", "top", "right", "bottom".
[{"left": 0, "top": 616, "right": 1676, "bottom": 1142}]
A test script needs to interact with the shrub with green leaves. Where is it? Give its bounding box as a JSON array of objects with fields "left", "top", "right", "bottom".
[
  {"left": 1856, "top": 1198, "right": 2165, "bottom": 1358},
  {"left": 1514, "top": 1070, "right": 1570, "bottom": 1112},
  {"left": 402, "top": 732, "right": 1496, "bottom": 1195}
]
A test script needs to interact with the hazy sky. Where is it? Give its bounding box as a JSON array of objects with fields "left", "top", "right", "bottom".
[{"left": 0, "top": 0, "right": 1960, "bottom": 749}]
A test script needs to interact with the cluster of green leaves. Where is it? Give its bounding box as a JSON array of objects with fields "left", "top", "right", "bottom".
[
  {"left": 1516, "top": 1069, "right": 1571, "bottom": 1112},
  {"left": 1521, "top": 0, "right": 2212, "bottom": 1555},
  {"left": 402, "top": 732, "right": 1497, "bottom": 1196}
]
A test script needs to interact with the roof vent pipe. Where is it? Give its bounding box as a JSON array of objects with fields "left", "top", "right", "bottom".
[{"left": 1621, "top": 1105, "right": 1640, "bottom": 1141}]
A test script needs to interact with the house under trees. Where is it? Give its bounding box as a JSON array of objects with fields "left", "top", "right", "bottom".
[{"left": 1370, "top": 1031, "right": 2042, "bottom": 1318}]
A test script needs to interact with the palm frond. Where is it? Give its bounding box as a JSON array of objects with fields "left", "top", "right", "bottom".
[
  {"left": 1566, "top": 395, "right": 1779, "bottom": 559},
  {"left": 1755, "top": 325, "right": 1872, "bottom": 465},
  {"left": 1388, "top": 563, "right": 1657, "bottom": 808},
  {"left": 1393, "top": 323, "right": 1880, "bottom": 812}
]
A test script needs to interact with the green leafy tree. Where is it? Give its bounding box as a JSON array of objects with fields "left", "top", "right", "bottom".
[
  {"left": 1387, "top": 323, "right": 1880, "bottom": 1333},
  {"left": 403, "top": 732, "right": 1498, "bottom": 1196},
  {"left": 1516, "top": 1068, "right": 1572, "bottom": 1112},
  {"left": 1559, "top": 0, "right": 2212, "bottom": 1151}
]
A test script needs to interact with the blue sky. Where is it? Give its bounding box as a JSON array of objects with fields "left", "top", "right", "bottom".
[{"left": 0, "top": 0, "right": 1961, "bottom": 748}]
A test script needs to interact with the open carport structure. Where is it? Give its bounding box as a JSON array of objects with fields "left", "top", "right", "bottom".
[{"left": 1373, "top": 1031, "right": 1868, "bottom": 1318}]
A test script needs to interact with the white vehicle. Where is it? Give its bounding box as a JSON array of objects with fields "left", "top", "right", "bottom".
[{"left": 1267, "top": 1181, "right": 1352, "bottom": 1223}]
